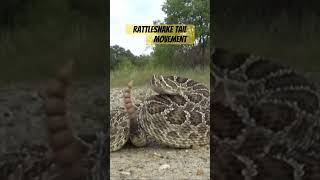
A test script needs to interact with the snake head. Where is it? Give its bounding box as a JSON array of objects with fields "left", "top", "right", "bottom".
[
  {"left": 211, "top": 48, "right": 250, "bottom": 83},
  {"left": 150, "top": 74, "right": 183, "bottom": 95}
]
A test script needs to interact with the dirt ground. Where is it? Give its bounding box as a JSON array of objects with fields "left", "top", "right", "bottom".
[{"left": 111, "top": 144, "right": 210, "bottom": 180}]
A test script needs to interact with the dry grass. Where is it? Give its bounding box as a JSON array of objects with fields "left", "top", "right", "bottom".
[
  {"left": 215, "top": 13, "right": 320, "bottom": 72},
  {"left": 0, "top": 19, "right": 106, "bottom": 85},
  {"left": 111, "top": 66, "right": 210, "bottom": 88}
]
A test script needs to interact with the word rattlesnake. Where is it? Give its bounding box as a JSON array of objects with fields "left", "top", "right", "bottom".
[
  {"left": 212, "top": 48, "right": 320, "bottom": 180},
  {"left": 111, "top": 75, "right": 210, "bottom": 152}
]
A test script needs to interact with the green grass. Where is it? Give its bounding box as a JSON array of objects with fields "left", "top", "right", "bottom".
[
  {"left": 215, "top": 28, "right": 320, "bottom": 72},
  {"left": 0, "top": 19, "right": 106, "bottom": 86},
  {"left": 215, "top": 14, "right": 320, "bottom": 73},
  {"left": 111, "top": 66, "right": 210, "bottom": 88}
]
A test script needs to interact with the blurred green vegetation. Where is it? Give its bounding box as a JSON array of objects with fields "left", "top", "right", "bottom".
[
  {"left": 111, "top": 0, "right": 210, "bottom": 87},
  {"left": 0, "top": 0, "right": 211, "bottom": 86},
  {"left": 111, "top": 62, "right": 209, "bottom": 87},
  {"left": 0, "top": 0, "right": 107, "bottom": 85},
  {"left": 110, "top": 42, "right": 210, "bottom": 87},
  {"left": 213, "top": 1, "right": 320, "bottom": 72}
]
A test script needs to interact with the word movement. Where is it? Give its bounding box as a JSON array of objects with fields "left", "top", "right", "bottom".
[{"left": 126, "top": 24, "right": 195, "bottom": 44}]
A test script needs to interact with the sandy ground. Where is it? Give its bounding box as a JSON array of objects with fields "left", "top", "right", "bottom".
[{"left": 111, "top": 144, "right": 210, "bottom": 180}]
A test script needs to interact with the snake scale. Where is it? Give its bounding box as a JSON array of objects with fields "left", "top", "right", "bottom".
[
  {"left": 111, "top": 75, "right": 210, "bottom": 151},
  {"left": 212, "top": 48, "right": 320, "bottom": 180}
]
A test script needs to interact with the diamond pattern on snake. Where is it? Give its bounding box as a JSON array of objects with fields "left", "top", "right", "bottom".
[
  {"left": 110, "top": 75, "right": 210, "bottom": 152},
  {"left": 212, "top": 48, "right": 320, "bottom": 179}
]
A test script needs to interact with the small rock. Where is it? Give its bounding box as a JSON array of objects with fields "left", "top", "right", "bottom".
[
  {"left": 119, "top": 171, "right": 131, "bottom": 176},
  {"left": 192, "top": 145, "right": 201, "bottom": 150},
  {"left": 196, "top": 168, "right": 204, "bottom": 176},
  {"left": 153, "top": 152, "right": 164, "bottom": 158},
  {"left": 159, "top": 164, "right": 170, "bottom": 170}
]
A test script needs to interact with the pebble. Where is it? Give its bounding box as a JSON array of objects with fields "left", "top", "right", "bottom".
[
  {"left": 153, "top": 152, "right": 164, "bottom": 158},
  {"left": 119, "top": 171, "right": 131, "bottom": 176},
  {"left": 159, "top": 164, "right": 170, "bottom": 170}
]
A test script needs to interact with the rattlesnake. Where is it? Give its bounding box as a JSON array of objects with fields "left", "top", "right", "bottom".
[
  {"left": 111, "top": 75, "right": 210, "bottom": 152},
  {"left": 211, "top": 48, "right": 320, "bottom": 179}
]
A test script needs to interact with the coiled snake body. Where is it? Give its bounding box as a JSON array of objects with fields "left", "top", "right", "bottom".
[
  {"left": 212, "top": 48, "right": 320, "bottom": 180},
  {"left": 111, "top": 75, "right": 210, "bottom": 152}
]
